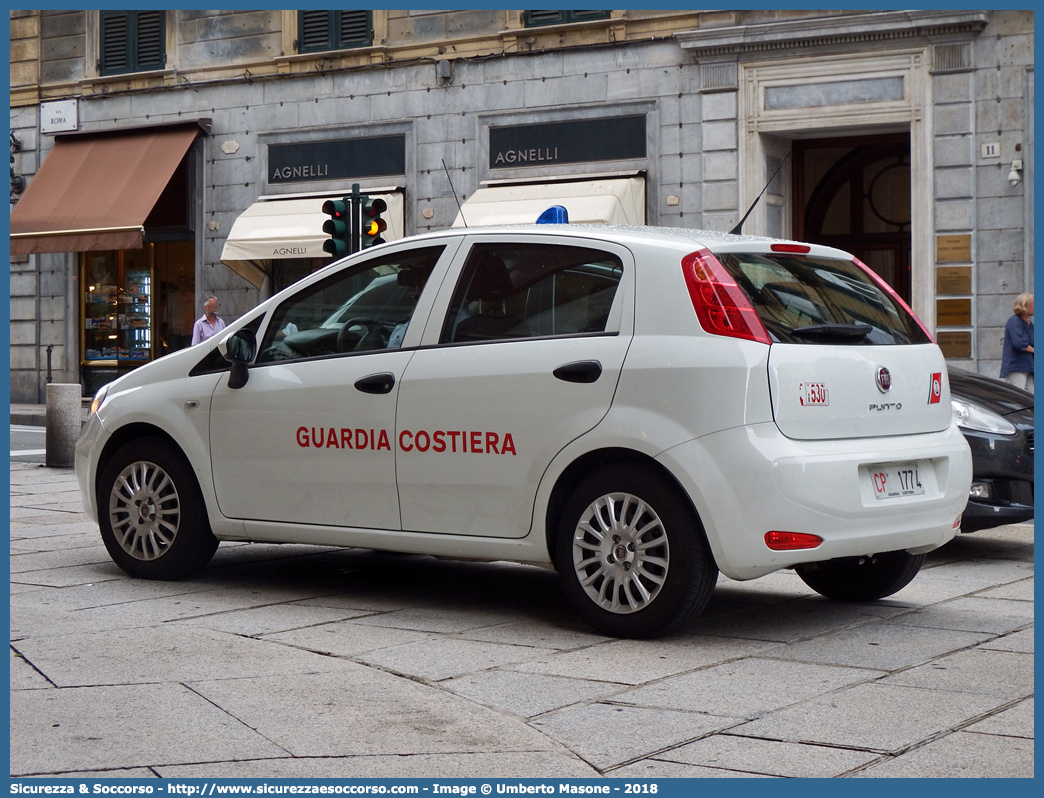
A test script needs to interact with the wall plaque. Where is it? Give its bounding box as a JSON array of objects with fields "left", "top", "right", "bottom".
[
  {"left": 937, "top": 331, "right": 972, "bottom": 359},
  {"left": 268, "top": 136, "right": 406, "bottom": 184},
  {"left": 936, "top": 234, "right": 971, "bottom": 263},
  {"left": 936, "top": 266, "right": 972, "bottom": 295},
  {"left": 936, "top": 298, "right": 972, "bottom": 326},
  {"left": 489, "top": 115, "right": 646, "bottom": 169},
  {"left": 41, "top": 99, "right": 79, "bottom": 134}
]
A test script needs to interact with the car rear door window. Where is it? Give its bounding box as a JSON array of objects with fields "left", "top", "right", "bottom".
[
  {"left": 718, "top": 252, "right": 931, "bottom": 345},
  {"left": 440, "top": 243, "right": 623, "bottom": 344}
]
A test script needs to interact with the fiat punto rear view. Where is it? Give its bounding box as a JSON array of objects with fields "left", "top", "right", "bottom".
[{"left": 76, "top": 225, "right": 972, "bottom": 638}]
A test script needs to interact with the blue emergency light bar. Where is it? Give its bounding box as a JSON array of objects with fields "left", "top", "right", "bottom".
[{"left": 536, "top": 205, "right": 569, "bottom": 224}]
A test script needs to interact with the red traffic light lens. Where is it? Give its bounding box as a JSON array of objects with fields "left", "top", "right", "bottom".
[
  {"left": 363, "top": 198, "right": 387, "bottom": 217},
  {"left": 322, "top": 199, "right": 347, "bottom": 217}
]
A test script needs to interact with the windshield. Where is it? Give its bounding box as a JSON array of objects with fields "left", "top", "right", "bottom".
[{"left": 717, "top": 253, "right": 931, "bottom": 345}]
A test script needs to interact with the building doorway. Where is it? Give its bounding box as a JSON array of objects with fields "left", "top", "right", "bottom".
[{"left": 794, "top": 133, "right": 912, "bottom": 303}]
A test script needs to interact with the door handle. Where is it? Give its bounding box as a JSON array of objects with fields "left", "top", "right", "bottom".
[
  {"left": 355, "top": 373, "right": 396, "bottom": 394},
  {"left": 553, "top": 360, "right": 602, "bottom": 384}
]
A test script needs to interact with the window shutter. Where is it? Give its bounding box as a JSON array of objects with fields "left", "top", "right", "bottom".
[
  {"left": 101, "top": 12, "right": 129, "bottom": 73},
  {"left": 526, "top": 11, "right": 566, "bottom": 27},
  {"left": 340, "top": 10, "right": 371, "bottom": 47},
  {"left": 300, "top": 10, "right": 332, "bottom": 52},
  {"left": 135, "top": 11, "right": 164, "bottom": 70},
  {"left": 525, "top": 10, "right": 610, "bottom": 27},
  {"left": 100, "top": 11, "right": 165, "bottom": 74},
  {"left": 570, "top": 11, "right": 611, "bottom": 22}
]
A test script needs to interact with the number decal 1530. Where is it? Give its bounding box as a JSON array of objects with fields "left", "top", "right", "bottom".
[{"left": 799, "top": 382, "right": 829, "bottom": 406}]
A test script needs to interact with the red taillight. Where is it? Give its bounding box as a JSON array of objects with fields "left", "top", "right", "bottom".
[
  {"left": 764, "top": 531, "right": 823, "bottom": 551},
  {"left": 681, "top": 249, "right": 771, "bottom": 345},
  {"left": 851, "top": 256, "right": 934, "bottom": 343},
  {"left": 770, "top": 243, "right": 811, "bottom": 254}
]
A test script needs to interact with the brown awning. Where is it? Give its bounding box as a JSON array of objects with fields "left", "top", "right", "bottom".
[{"left": 10, "top": 122, "right": 206, "bottom": 255}]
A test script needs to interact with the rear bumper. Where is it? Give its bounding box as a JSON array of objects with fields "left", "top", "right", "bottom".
[{"left": 657, "top": 421, "right": 972, "bottom": 580}]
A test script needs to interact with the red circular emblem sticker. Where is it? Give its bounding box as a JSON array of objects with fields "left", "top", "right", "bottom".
[{"left": 875, "top": 367, "right": 892, "bottom": 393}]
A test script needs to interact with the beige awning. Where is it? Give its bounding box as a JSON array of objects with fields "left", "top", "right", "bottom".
[
  {"left": 451, "top": 177, "right": 646, "bottom": 228},
  {"left": 220, "top": 192, "right": 404, "bottom": 289},
  {"left": 10, "top": 122, "right": 206, "bottom": 255}
]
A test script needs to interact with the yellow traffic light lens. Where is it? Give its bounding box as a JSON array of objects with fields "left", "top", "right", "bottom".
[{"left": 364, "top": 220, "right": 388, "bottom": 236}]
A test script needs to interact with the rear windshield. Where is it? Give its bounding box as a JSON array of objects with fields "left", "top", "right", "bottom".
[{"left": 718, "top": 253, "right": 931, "bottom": 346}]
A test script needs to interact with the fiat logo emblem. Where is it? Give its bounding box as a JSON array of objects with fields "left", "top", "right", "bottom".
[{"left": 875, "top": 367, "right": 892, "bottom": 393}]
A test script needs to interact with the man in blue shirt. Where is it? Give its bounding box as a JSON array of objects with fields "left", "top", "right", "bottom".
[{"left": 191, "top": 295, "right": 226, "bottom": 346}]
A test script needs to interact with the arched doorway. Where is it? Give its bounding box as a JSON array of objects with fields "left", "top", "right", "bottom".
[{"left": 795, "top": 134, "right": 912, "bottom": 303}]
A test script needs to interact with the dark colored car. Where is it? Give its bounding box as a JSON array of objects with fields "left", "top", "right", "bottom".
[{"left": 948, "top": 366, "right": 1034, "bottom": 532}]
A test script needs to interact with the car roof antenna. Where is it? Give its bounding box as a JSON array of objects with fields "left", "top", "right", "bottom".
[
  {"left": 730, "top": 150, "right": 791, "bottom": 235},
  {"left": 442, "top": 158, "right": 467, "bottom": 228}
]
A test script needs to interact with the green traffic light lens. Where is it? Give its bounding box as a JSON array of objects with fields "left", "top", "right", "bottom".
[
  {"left": 323, "top": 239, "right": 349, "bottom": 256},
  {"left": 323, "top": 219, "right": 348, "bottom": 236}
]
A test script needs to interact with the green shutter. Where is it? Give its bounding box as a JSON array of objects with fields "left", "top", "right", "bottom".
[
  {"left": 100, "top": 11, "right": 129, "bottom": 73},
  {"left": 339, "top": 10, "right": 371, "bottom": 47},
  {"left": 570, "top": 11, "right": 611, "bottom": 23},
  {"left": 299, "top": 10, "right": 372, "bottom": 53},
  {"left": 135, "top": 11, "right": 164, "bottom": 70},
  {"left": 524, "top": 10, "right": 610, "bottom": 27},
  {"left": 525, "top": 11, "right": 566, "bottom": 27},
  {"left": 299, "top": 10, "right": 332, "bottom": 52},
  {"left": 100, "top": 11, "right": 165, "bottom": 75}
]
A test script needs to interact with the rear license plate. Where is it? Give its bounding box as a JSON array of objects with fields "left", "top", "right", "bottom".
[{"left": 868, "top": 463, "right": 924, "bottom": 499}]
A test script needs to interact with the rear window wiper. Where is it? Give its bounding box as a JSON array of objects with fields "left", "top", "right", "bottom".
[{"left": 791, "top": 323, "right": 872, "bottom": 339}]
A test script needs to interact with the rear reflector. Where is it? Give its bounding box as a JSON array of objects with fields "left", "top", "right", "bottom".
[
  {"left": 953, "top": 514, "right": 962, "bottom": 529},
  {"left": 770, "top": 243, "right": 811, "bottom": 254},
  {"left": 851, "top": 256, "right": 934, "bottom": 343},
  {"left": 765, "top": 531, "right": 823, "bottom": 550},
  {"left": 681, "top": 249, "right": 771, "bottom": 345}
]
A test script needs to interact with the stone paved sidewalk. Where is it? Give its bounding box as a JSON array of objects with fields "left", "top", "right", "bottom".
[{"left": 10, "top": 462, "right": 1034, "bottom": 778}]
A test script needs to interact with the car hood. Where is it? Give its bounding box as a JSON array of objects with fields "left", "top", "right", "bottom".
[{"left": 948, "top": 366, "right": 1034, "bottom": 421}]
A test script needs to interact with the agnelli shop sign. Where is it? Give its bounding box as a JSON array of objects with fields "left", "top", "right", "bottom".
[
  {"left": 268, "top": 135, "right": 406, "bottom": 184},
  {"left": 489, "top": 115, "right": 646, "bottom": 168}
]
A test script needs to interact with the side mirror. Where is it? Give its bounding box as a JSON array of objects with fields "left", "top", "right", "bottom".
[{"left": 220, "top": 329, "right": 256, "bottom": 389}]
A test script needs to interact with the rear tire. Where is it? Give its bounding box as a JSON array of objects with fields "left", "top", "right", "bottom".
[
  {"left": 556, "top": 464, "right": 717, "bottom": 639},
  {"left": 97, "top": 438, "right": 218, "bottom": 580},
  {"left": 795, "top": 550, "right": 925, "bottom": 601}
]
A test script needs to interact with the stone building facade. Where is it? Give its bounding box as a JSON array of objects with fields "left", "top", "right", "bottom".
[{"left": 9, "top": 9, "right": 1034, "bottom": 402}]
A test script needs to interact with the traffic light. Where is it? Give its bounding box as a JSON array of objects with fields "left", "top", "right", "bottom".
[
  {"left": 361, "top": 197, "right": 387, "bottom": 249},
  {"left": 322, "top": 198, "right": 351, "bottom": 257}
]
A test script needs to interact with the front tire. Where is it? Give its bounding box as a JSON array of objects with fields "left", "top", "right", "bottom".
[
  {"left": 97, "top": 438, "right": 218, "bottom": 580},
  {"left": 556, "top": 464, "right": 717, "bottom": 639},
  {"left": 795, "top": 550, "right": 925, "bottom": 601}
]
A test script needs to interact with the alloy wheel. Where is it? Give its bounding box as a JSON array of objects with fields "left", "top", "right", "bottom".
[
  {"left": 108, "top": 460, "right": 181, "bottom": 561},
  {"left": 571, "top": 491, "right": 670, "bottom": 614}
]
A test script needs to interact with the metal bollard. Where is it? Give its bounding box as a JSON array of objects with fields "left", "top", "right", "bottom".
[{"left": 45, "top": 383, "right": 81, "bottom": 468}]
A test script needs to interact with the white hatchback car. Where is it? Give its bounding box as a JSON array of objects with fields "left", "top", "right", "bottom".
[{"left": 76, "top": 225, "right": 972, "bottom": 638}]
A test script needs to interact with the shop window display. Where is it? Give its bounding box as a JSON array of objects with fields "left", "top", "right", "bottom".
[
  {"left": 81, "top": 241, "right": 195, "bottom": 393},
  {"left": 83, "top": 249, "right": 153, "bottom": 364}
]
